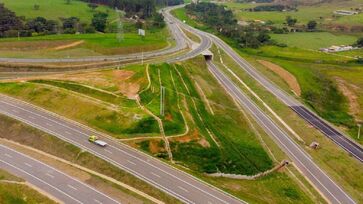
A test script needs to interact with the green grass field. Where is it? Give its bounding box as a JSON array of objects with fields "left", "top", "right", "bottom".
[
  {"left": 0, "top": 0, "right": 118, "bottom": 23},
  {"left": 0, "top": 29, "right": 169, "bottom": 58},
  {"left": 271, "top": 32, "right": 357, "bottom": 50}
]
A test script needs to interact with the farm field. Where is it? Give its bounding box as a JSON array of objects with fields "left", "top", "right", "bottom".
[
  {"left": 220, "top": 0, "right": 363, "bottom": 26},
  {"left": 0, "top": 29, "right": 170, "bottom": 58},
  {"left": 270, "top": 32, "right": 357, "bottom": 50},
  {"left": 0, "top": 0, "right": 118, "bottom": 24}
]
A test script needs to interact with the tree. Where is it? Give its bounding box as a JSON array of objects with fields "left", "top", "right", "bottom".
[
  {"left": 286, "top": 16, "right": 297, "bottom": 27},
  {"left": 0, "top": 3, "right": 24, "bottom": 37},
  {"left": 88, "top": 3, "right": 98, "bottom": 11},
  {"left": 307, "top": 20, "right": 317, "bottom": 30},
  {"left": 65, "top": 0, "right": 71, "bottom": 5},
  {"left": 356, "top": 37, "right": 363, "bottom": 47},
  {"left": 92, "top": 12, "right": 108, "bottom": 32},
  {"left": 33, "top": 4, "right": 40, "bottom": 10},
  {"left": 152, "top": 13, "right": 165, "bottom": 28}
]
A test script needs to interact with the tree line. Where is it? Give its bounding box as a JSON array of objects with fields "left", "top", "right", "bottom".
[
  {"left": 0, "top": 3, "right": 111, "bottom": 38},
  {"left": 80, "top": 0, "right": 183, "bottom": 18},
  {"left": 185, "top": 2, "right": 271, "bottom": 48}
]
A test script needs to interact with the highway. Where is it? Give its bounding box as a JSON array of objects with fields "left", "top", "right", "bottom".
[
  {"left": 0, "top": 95, "right": 245, "bottom": 204},
  {"left": 206, "top": 61, "right": 356, "bottom": 204},
  {"left": 206, "top": 33, "right": 363, "bottom": 163},
  {"left": 166, "top": 5, "right": 363, "bottom": 164},
  {"left": 0, "top": 144, "right": 120, "bottom": 204}
]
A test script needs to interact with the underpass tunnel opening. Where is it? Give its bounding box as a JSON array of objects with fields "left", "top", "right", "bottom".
[{"left": 202, "top": 50, "right": 213, "bottom": 61}]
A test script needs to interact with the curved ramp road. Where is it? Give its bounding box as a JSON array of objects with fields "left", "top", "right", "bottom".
[
  {"left": 0, "top": 95, "right": 245, "bottom": 204},
  {"left": 206, "top": 61, "right": 356, "bottom": 204},
  {"left": 0, "top": 144, "right": 120, "bottom": 204}
]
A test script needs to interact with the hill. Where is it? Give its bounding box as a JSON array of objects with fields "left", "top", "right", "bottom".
[{"left": 0, "top": 0, "right": 118, "bottom": 23}]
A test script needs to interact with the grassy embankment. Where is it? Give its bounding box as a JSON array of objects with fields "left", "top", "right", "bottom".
[
  {"left": 137, "top": 59, "right": 317, "bottom": 203},
  {"left": 0, "top": 65, "right": 161, "bottom": 138},
  {"left": 0, "top": 169, "right": 57, "bottom": 204}
]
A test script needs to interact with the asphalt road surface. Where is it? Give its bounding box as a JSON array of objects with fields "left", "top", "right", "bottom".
[
  {"left": 0, "top": 144, "right": 120, "bottom": 204},
  {"left": 206, "top": 61, "right": 356, "bottom": 204},
  {"left": 0, "top": 95, "right": 245, "bottom": 204}
]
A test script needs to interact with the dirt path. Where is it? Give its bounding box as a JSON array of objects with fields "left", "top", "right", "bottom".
[
  {"left": 257, "top": 60, "right": 301, "bottom": 97},
  {"left": 52, "top": 40, "right": 84, "bottom": 51},
  {"left": 135, "top": 95, "right": 174, "bottom": 162}
]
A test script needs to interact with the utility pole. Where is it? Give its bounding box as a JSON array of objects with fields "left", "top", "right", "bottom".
[{"left": 160, "top": 86, "right": 165, "bottom": 116}]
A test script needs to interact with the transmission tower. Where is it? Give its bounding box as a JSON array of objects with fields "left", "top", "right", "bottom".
[{"left": 116, "top": 8, "right": 126, "bottom": 43}]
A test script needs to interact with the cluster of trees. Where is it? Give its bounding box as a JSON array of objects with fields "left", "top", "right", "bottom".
[
  {"left": 250, "top": 4, "right": 296, "bottom": 12},
  {"left": 0, "top": 3, "right": 111, "bottom": 38},
  {"left": 81, "top": 0, "right": 183, "bottom": 18},
  {"left": 185, "top": 2, "right": 271, "bottom": 48}
]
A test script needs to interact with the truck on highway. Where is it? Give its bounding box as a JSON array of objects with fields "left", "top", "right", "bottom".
[{"left": 88, "top": 135, "right": 107, "bottom": 147}]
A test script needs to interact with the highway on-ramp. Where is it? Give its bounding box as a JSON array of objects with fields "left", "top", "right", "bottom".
[
  {"left": 0, "top": 95, "right": 245, "bottom": 204},
  {"left": 0, "top": 144, "right": 120, "bottom": 204}
]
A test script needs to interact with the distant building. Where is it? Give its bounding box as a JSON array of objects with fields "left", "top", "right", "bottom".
[
  {"left": 334, "top": 10, "right": 359, "bottom": 15},
  {"left": 319, "top": 45, "right": 357, "bottom": 53}
]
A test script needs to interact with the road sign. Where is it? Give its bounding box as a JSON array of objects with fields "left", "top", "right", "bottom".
[{"left": 138, "top": 29, "right": 145, "bottom": 36}]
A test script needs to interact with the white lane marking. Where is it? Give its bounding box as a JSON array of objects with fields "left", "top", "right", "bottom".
[
  {"left": 126, "top": 160, "right": 136, "bottom": 165},
  {"left": 65, "top": 131, "right": 72, "bottom": 135},
  {"left": 0, "top": 158, "right": 83, "bottom": 204},
  {"left": 67, "top": 184, "right": 78, "bottom": 191},
  {"left": 46, "top": 123, "right": 53, "bottom": 127},
  {"left": 28, "top": 115, "right": 36, "bottom": 120},
  {"left": 46, "top": 173, "right": 55, "bottom": 179},
  {"left": 208, "top": 65, "right": 347, "bottom": 204},
  {"left": 4, "top": 153, "right": 12, "bottom": 158},
  {"left": 178, "top": 186, "right": 189, "bottom": 193},
  {"left": 0, "top": 101, "right": 231, "bottom": 204},
  {"left": 94, "top": 199, "right": 103, "bottom": 204},
  {"left": 11, "top": 109, "right": 19, "bottom": 113},
  {"left": 0, "top": 145, "right": 120, "bottom": 204},
  {"left": 151, "top": 172, "right": 161, "bottom": 178},
  {"left": 104, "top": 149, "right": 113, "bottom": 154},
  {"left": 24, "top": 162, "right": 32, "bottom": 167}
]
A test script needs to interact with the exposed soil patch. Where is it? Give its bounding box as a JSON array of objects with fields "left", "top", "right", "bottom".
[
  {"left": 170, "top": 129, "right": 210, "bottom": 148},
  {"left": 257, "top": 60, "right": 301, "bottom": 96},
  {"left": 52, "top": 40, "right": 84, "bottom": 51},
  {"left": 113, "top": 70, "right": 140, "bottom": 99},
  {"left": 335, "top": 77, "right": 360, "bottom": 121}
]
